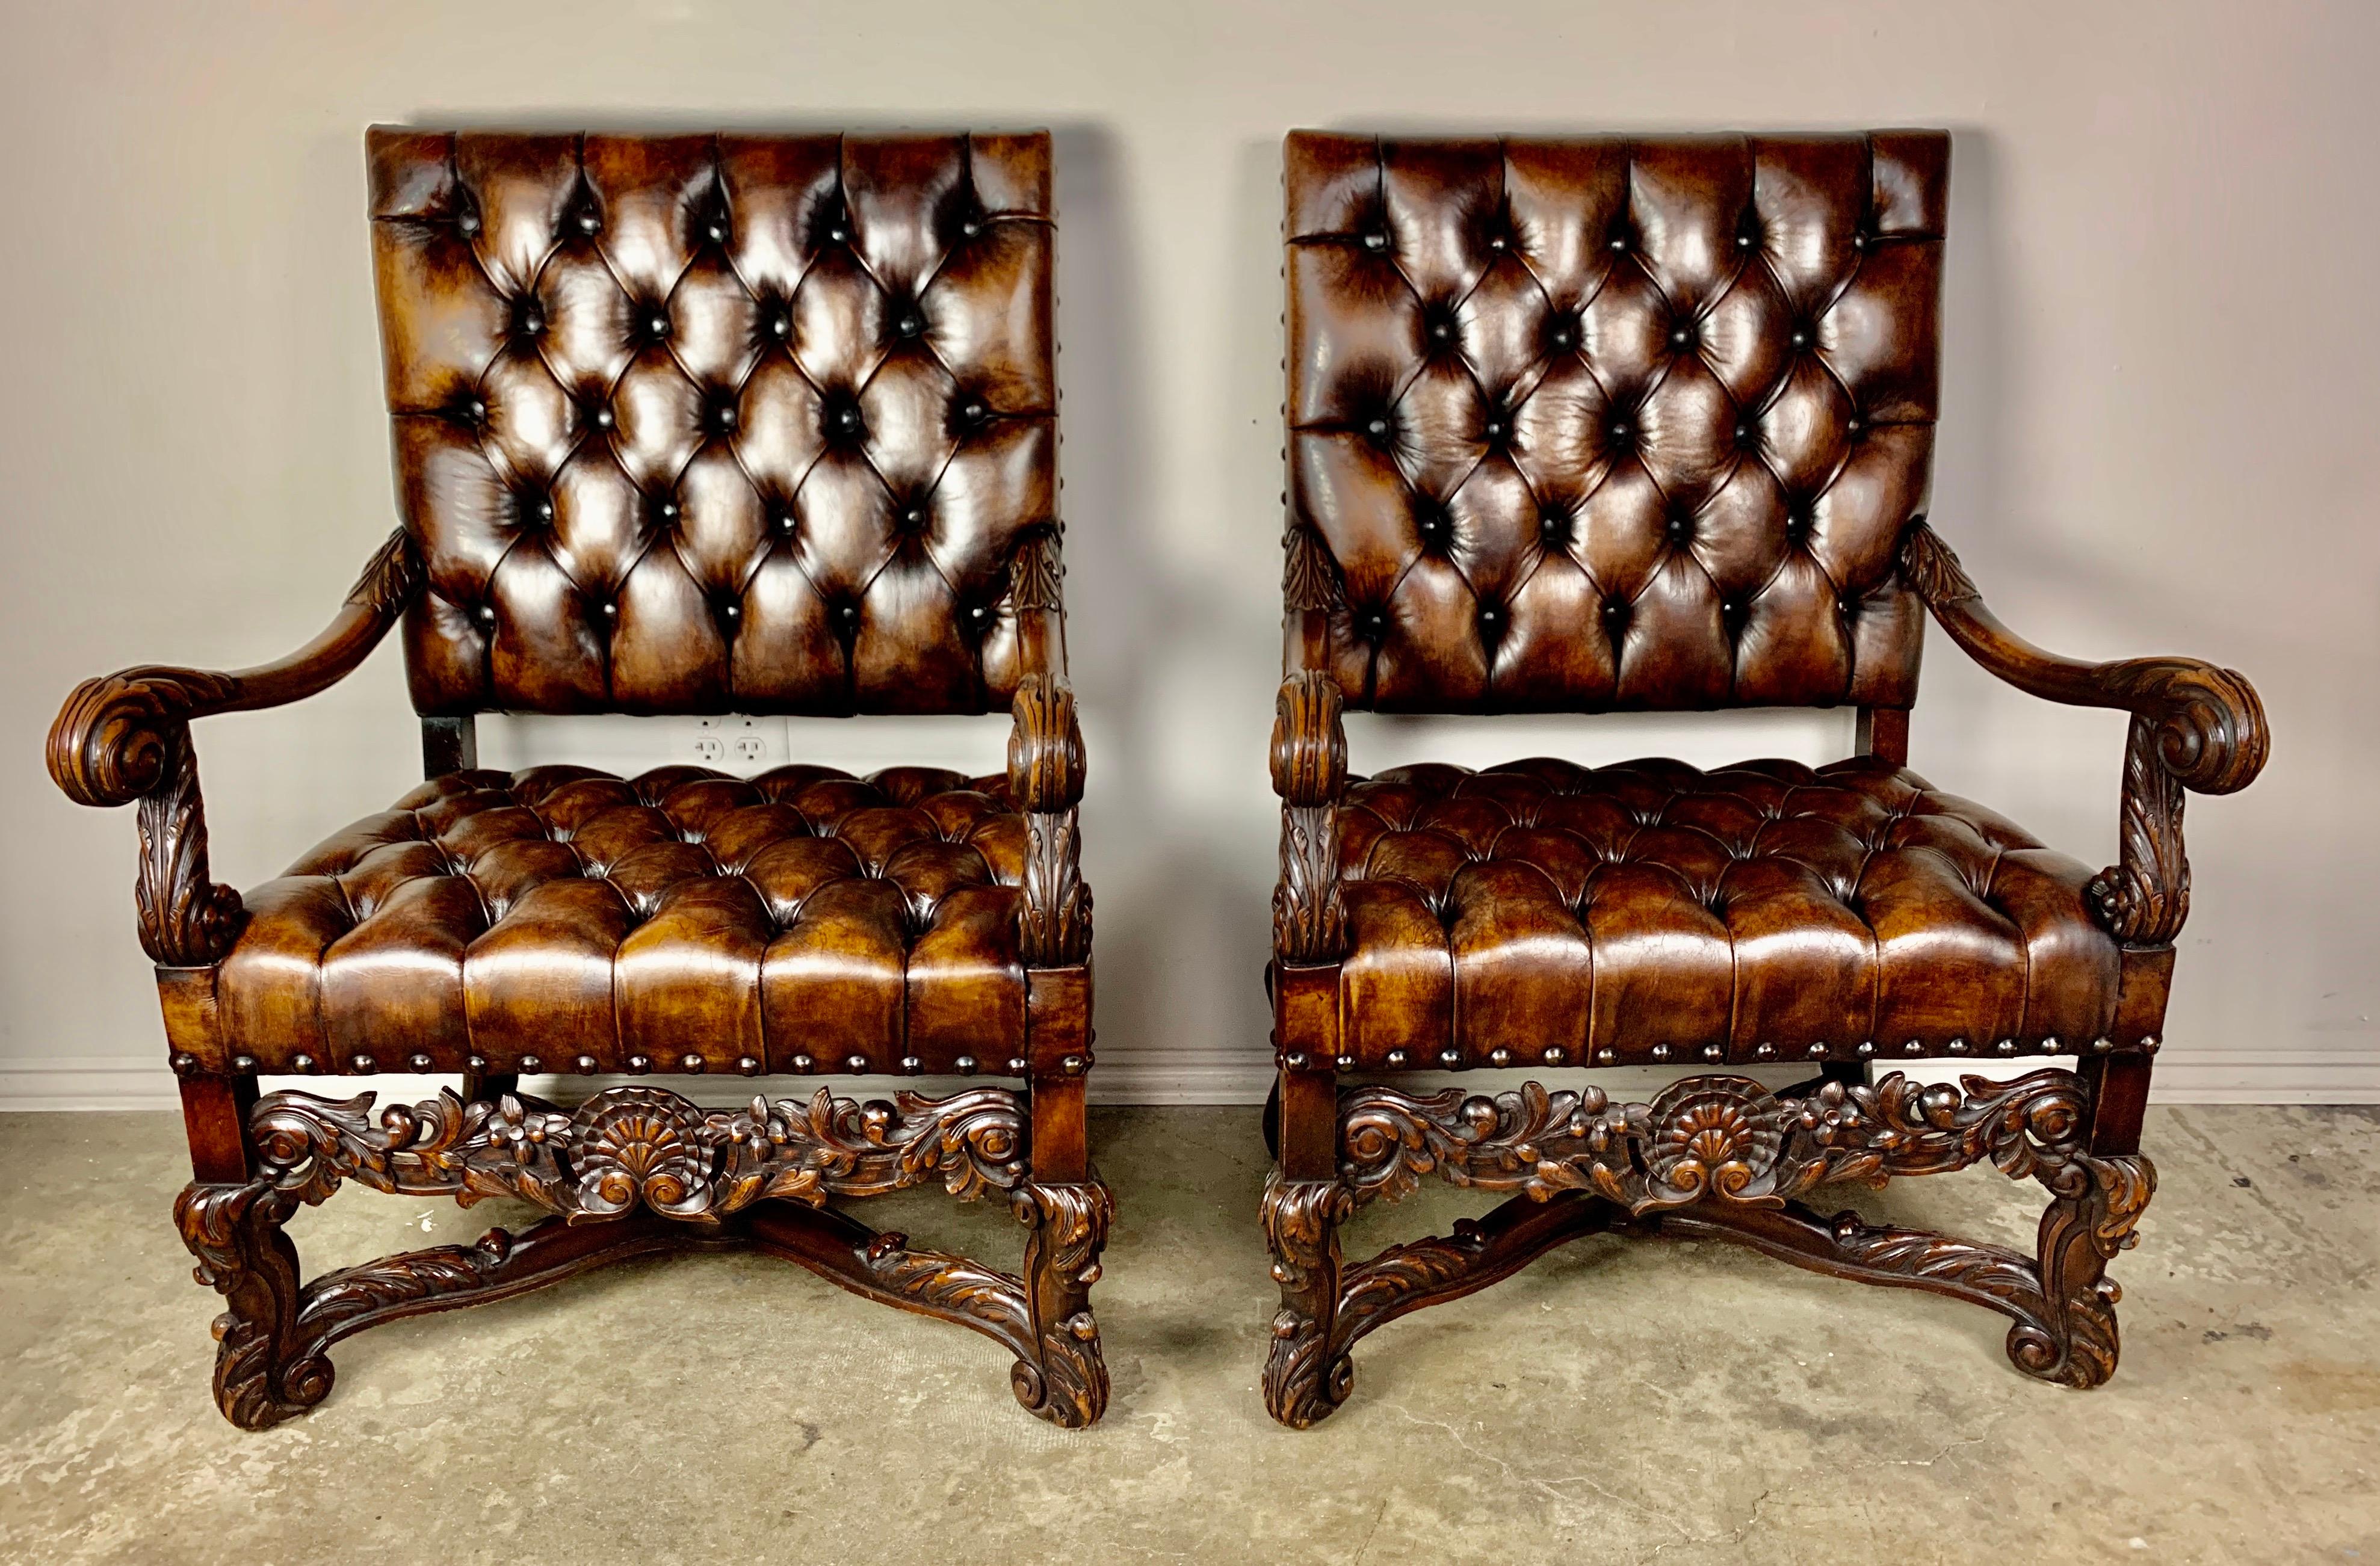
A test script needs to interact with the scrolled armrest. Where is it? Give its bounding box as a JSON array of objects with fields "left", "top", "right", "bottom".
[
  {"left": 1900, "top": 521, "right": 2270, "bottom": 943},
  {"left": 1272, "top": 672, "right": 1349, "bottom": 963},
  {"left": 45, "top": 528, "right": 421, "bottom": 966},
  {"left": 1008, "top": 675, "right": 1090, "bottom": 966}
]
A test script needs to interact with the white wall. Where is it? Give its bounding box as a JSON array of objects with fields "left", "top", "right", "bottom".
[{"left": 3, "top": 0, "right": 2373, "bottom": 1109}]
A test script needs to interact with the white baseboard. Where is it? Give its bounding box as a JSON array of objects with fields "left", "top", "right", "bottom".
[{"left": 5, "top": 1048, "right": 2378, "bottom": 1112}]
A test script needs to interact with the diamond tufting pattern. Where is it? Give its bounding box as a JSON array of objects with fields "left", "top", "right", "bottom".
[
  {"left": 368, "top": 129, "right": 1058, "bottom": 716},
  {"left": 1332, "top": 756, "right": 2122, "bottom": 1067},
  {"left": 1285, "top": 131, "right": 1944, "bottom": 712},
  {"left": 217, "top": 764, "right": 1037, "bottom": 1075}
]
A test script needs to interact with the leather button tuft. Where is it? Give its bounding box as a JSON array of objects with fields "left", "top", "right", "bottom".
[
  {"left": 646, "top": 312, "right": 670, "bottom": 339},
  {"left": 836, "top": 603, "right": 861, "bottom": 632},
  {"left": 657, "top": 498, "right": 681, "bottom": 524},
  {"left": 590, "top": 405, "right": 614, "bottom": 430},
  {"left": 1365, "top": 417, "right": 1389, "bottom": 439},
  {"left": 475, "top": 604, "right": 497, "bottom": 628},
  {"left": 903, "top": 506, "right": 926, "bottom": 528},
  {"left": 1671, "top": 324, "right": 1695, "bottom": 348},
  {"left": 1361, "top": 230, "right": 1387, "bottom": 252},
  {"left": 1357, "top": 608, "right": 1389, "bottom": 640},
  {"left": 572, "top": 205, "right": 601, "bottom": 236},
  {"left": 776, "top": 510, "right": 797, "bottom": 534},
  {"left": 768, "top": 313, "right": 791, "bottom": 339},
  {"left": 1790, "top": 328, "right": 1811, "bottom": 349},
  {"left": 456, "top": 210, "right": 481, "bottom": 236},
  {"left": 599, "top": 601, "right": 617, "bottom": 620},
  {"left": 827, "top": 224, "right": 850, "bottom": 244},
  {"left": 896, "top": 312, "right": 924, "bottom": 339}
]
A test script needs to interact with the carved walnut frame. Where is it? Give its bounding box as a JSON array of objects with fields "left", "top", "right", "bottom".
[
  {"left": 49, "top": 527, "right": 1114, "bottom": 1430},
  {"left": 1261, "top": 517, "right": 2267, "bottom": 1427}
]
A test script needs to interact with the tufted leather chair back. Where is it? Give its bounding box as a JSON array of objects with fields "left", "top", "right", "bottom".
[
  {"left": 368, "top": 128, "right": 1062, "bottom": 717},
  {"left": 1284, "top": 131, "right": 1946, "bottom": 713}
]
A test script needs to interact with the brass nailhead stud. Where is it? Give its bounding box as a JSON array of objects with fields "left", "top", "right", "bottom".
[
  {"left": 955, "top": 1055, "right": 977, "bottom": 1074},
  {"left": 409, "top": 1053, "right": 434, "bottom": 1072},
  {"left": 1596, "top": 1049, "right": 1618, "bottom": 1064},
  {"left": 1808, "top": 1043, "right": 1828, "bottom": 1058},
  {"left": 1386, "top": 1050, "right": 1409, "bottom": 1068},
  {"left": 738, "top": 1056, "right": 762, "bottom": 1076},
  {"left": 791, "top": 1053, "right": 814, "bottom": 1072},
  {"left": 1651, "top": 1044, "right": 1671, "bottom": 1061},
  {"left": 1542, "top": 1047, "right": 1566, "bottom": 1065},
  {"left": 1489, "top": 1047, "right": 1513, "bottom": 1067},
  {"left": 682, "top": 1054, "right": 706, "bottom": 1073},
  {"left": 520, "top": 1055, "right": 542, "bottom": 1072},
  {"left": 845, "top": 1055, "right": 868, "bottom": 1074},
  {"left": 351, "top": 1054, "right": 377, "bottom": 1073},
  {"left": 627, "top": 1055, "right": 652, "bottom": 1073},
  {"left": 1006, "top": 1056, "right": 1028, "bottom": 1074},
  {"left": 576, "top": 1055, "right": 599, "bottom": 1074},
  {"left": 232, "top": 1054, "right": 257, "bottom": 1073},
  {"left": 292, "top": 1054, "right": 317, "bottom": 1073},
  {"left": 170, "top": 1052, "right": 198, "bottom": 1075}
]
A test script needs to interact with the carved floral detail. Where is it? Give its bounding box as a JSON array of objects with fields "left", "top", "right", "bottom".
[
  {"left": 249, "top": 1084, "right": 1032, "bottom": 1222},
  {"left": 1264, "top": 1068, "right": 2158, "bottom": 1423}
]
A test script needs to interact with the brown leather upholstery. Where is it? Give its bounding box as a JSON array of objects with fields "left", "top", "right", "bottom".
[
  {"left": 1284, "top": 131, "right": 1942, "bottom": 711},
  {"left": 1332, "top": 756, "right": 2120, "bottom": 1069},
  {"left": 368, "top": 129, "right": 1059, "bottom": 715},
  {"left": 219, "top": 764, "right": 1035, "bottom": 1077}
]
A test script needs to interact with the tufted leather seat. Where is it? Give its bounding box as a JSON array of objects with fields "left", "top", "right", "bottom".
[
  {"left": 220, "top": 764, "right": 1039, "bottom": 1077},
  {"left": 1331, "top": 756, "right": 2118, "bottom": 1068}
]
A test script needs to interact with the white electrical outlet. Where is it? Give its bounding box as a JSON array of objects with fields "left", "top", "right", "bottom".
[{"left": 694, "top": 715, "right": 774, "bottom": 770}]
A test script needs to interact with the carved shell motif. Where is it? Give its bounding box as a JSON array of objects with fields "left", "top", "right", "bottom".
[
  {"left": 1639, "top": 1077, "right": 1787, "bottom": 1206},
  {"left": 569, "top": 1089, "right": 715, "bottom": 1222}
]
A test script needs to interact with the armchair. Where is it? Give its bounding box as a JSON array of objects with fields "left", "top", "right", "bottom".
[
  {"left": 49, "top": 128, "right": 1111, "bottom": 1429},
  {"left": 1258, "top": 129, "right": 2267, "bottom": 1426}
]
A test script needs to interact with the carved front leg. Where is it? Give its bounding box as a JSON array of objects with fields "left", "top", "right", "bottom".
[
  {"left": 1261, "top": 1173, "right": 1356, "bottom": 1428},
  {"left": 174, "top": 1181, "right": 328, "bottom": 1431},
  {"left": 2013, "top": 1151, "right": 2156, "bottom": 1387},
  {"left": 1009, "top": 1180, "right": 1113, "bottom": 1428}
]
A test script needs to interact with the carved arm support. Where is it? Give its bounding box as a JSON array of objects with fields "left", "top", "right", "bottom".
[
  {"left": 46, "top": 528, "right": 422, "bottom": 965},
  {"left": 1272, "top": 671, "right": 1350, "bottom": 964},
  {"left": 1008, "top": 675, "right": 1090, "bottom": 967},
  {"left": 1899, "top": 522, "right": 2269, "bottom": 945}
]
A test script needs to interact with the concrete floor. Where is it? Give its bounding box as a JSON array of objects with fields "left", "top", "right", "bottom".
[{"left": 0, "top": 1105, "right": 2373, "bottom": 1565}]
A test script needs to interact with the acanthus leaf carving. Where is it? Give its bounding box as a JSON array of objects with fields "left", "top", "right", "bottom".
[
  {"left": 1009, "top": 675, "right": 1090, "bottom": 965},
  {"left": 1897, "top": 518, "right": 1977, "bottom": 607},
  {"left": 1283, "top": 525, "right": 1345, "bottom": 613},
  {"left": 1270, "top": 673, "right": 1349, "bottom": 964},
  {"left": 134, "top": 732, "right": 246, "bottom": 966},
  {"left": 1009, "top": 526, "right": 1066, "bottom": 614},
  {"left": 344, "top": 526, "right": 424, "bottom": 619}
]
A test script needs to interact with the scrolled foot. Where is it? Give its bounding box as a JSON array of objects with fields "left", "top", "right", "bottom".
[
  {"left": 175, "top": 1181, "right": 328, "bottom": 1431},
  {"left": 1010, "top": 1180, "right": 1113, "bottom": 1428},
  {"left": 1260, "top": 1174, "right": 1355, "bottom": 1428},
  {"left": 2008, "top": 1151, "right": 2155, "bottom": 1389}
]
